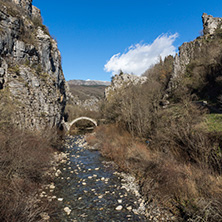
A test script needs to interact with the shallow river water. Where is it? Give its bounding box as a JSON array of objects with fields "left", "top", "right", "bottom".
[{"left": 53, "top": 135, "right": 149, "bottom": 222}]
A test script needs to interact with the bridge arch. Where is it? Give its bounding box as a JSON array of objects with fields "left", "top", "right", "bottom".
[
  {"left": 69, "top": 116, "right": 97, "bottom": 129},
  {"left": 62, "top": 117, "right": 97, "bottom": 132}
]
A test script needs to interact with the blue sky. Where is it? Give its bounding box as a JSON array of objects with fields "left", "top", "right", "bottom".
[{"left": 33, "top": 0, "right": 222, "bottom": 81}]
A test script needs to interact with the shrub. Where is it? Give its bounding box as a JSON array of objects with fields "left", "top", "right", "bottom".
[
  {"left": 88, "top": 123, "right": 222, "bottom": 221},
  {"left": 0, "top": 128, "right": 55, "bottom": 221},
  {"left": 103, "top": 78, "right": 163, "bottom": 138},
  {"left": 0, "top": 88, "right": 62, "bottom": 221}
]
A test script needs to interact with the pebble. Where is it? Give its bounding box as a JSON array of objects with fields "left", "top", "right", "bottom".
[
  {"left": 116, "top": 205, "right": 123, "bottom": 211},
  {"left": 64, "top": 207, "right": 71, "bottom": 215},
  {"left": 58, "top": 198, "right": 63, "bottom": 201},
  {"left": 127, "top": 206, "right": 132, "bottom": 211}
]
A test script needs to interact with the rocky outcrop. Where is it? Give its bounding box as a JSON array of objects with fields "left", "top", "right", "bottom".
[
  {"left": 0, "top": 0, "right": 67, "bottom": 129},
  {"left": 202, "top": 13, "right": 222, "bottom": 35},
  {"left": 172, "top": 40, "right": 203, "bottom": 78},
  {"left": 172, "top": 13, "right": 222, "bottom": 79},
  {"left": 105, "top": 73, "right": 147, "bottom": 100},
  {"left": 12, "top": 0, "right": 32, "bottom": 16}
]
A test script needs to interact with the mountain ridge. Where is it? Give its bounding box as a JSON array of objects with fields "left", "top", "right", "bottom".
[{"left": 68, "top": 79, "right": 110, "bottom": 86}]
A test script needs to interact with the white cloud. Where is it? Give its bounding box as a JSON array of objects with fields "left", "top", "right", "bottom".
[{"left": 104, "top": 33, "right": 178, "bottom": 76}]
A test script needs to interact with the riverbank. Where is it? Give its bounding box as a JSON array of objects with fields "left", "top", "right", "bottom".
[{"left": 86, "top": 125, "right": 222, "bottom": 221}]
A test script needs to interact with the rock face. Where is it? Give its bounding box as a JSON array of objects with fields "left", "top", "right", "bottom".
[
  {"left": 12, "top": 0, "right": 32, "bottom": 16},
  {"left": 0, "top": 0, "right": 67, "bottom": 129},
  {"left": 172, "top": 13, "right": 222, "bottom": 79},
  {"left": 105, "top": 73, "right": 147, "bottom": 100},
  {"left": 202, "top": 13, "right": 222, "bottom": 35}
]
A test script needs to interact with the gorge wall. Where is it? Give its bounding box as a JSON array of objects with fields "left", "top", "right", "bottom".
[{"left": 0, "top": 0, "right": 67, "bottom": 129}]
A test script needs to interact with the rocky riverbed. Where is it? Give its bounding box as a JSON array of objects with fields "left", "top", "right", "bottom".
[{"left": 39, "top": 135, "right": 174, "bottom": 221}]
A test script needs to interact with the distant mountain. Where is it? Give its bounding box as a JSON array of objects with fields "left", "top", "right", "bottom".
[
  {"left": 68, "top": 79, "right": 111, "bottom": 86},
  {"left": 67, "top": 79, "right": 110, "bottom": 104}
]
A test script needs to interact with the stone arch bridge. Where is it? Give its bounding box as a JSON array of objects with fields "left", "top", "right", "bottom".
[{"left": 62, "top": 116, "right": 97, "bottom": 132}]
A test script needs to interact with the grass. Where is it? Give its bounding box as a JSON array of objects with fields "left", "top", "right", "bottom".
[
  {"left": 40, "top": 72, "right": 49, "bottom": 81},
  {"left": 8, "top": 65, "right": 20, "bottom": 75},
  {"left": 205, "top": 113, "right": 222, "bottom": 132}
]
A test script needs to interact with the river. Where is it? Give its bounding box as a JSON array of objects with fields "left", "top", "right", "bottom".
[{"left": 52, "top": 135, "right": 149, "bottom": 222}]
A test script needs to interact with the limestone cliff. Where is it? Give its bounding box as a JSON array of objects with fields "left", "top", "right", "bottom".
[
  {"left": 0, "top": 0, "right": 67, "bottom": 129},
  {"left": 172, "top": 13, "right": 222, "bottom": 79}
]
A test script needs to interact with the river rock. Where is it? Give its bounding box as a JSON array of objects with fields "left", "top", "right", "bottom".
[
  {"left": 116, "top": 205, "right": 123, "bottom": 211},
  {"left": 64, "top": 207, "right": 71, "bottom": 215},
  {"left": 49, "top": 183, "right": 55, "bottom": 190},
  {"left": 127, "top": 206, "right": 132, "bottom": 211}
]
